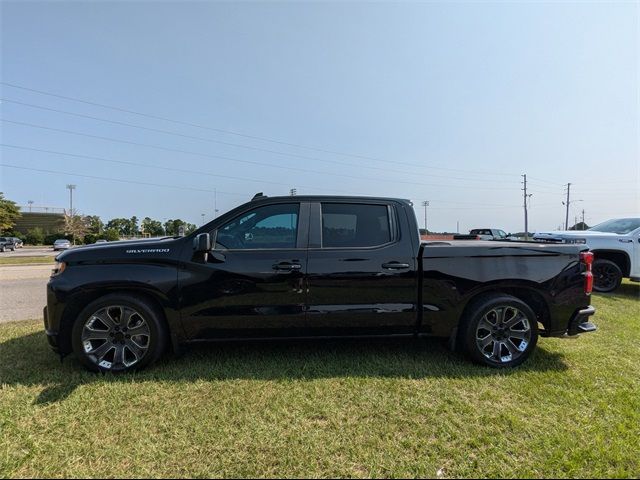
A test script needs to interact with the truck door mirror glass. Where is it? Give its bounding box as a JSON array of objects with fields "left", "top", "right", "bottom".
[{"left": 194, "top": 233, "right": 211, "bottom": 253}]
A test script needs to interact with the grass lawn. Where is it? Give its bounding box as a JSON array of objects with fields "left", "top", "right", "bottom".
[
  {"left": 1, "top": 282, "right": 639, "bottom": 478},
  {"left": 0, "top": 256, "right": 55, "bottom": 265}
]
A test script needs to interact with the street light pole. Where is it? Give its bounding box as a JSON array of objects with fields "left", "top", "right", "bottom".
[{"left": 422, "top": 201, "right": 429, "bottom": 233}]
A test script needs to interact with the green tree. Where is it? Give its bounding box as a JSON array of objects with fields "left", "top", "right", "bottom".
[
  {"left": 164, "top": 219, "right": 196, "bottom": 236},
  {"left": 105, "top": 218, "right": 130, "bottom": 236},
  {"left": 128, "top": 216, "right": 139, "bottom": 236},
  {"left": 104, "top": 228, "right": 121, "bottom": 241},
  {"left": 0, "top": 192, "right": 21, "bottom": 234},
  {"left": 84, "top": 215, "right": 104, "bottom": 235},
  {"left": 25, "top": 227, "right": 45, "bottom": 245},
  {"left": 141, "top": 217, "right": 164, "bottom": 236}
]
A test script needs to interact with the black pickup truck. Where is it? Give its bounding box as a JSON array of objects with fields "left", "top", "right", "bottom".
[{"left": 45, "top": 195, "right": 596, "bottom": 373}]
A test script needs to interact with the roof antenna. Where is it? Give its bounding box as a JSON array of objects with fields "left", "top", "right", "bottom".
[{"left": 252, "top": 192, "right": 267, "bottom": 201}]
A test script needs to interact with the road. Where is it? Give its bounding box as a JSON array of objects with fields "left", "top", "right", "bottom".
[
  {"left": 1, "top": 247, "right": 59, "bottom": 258},
  {"left": 0, "top": 264, "right": 51, "bottom": 323}
]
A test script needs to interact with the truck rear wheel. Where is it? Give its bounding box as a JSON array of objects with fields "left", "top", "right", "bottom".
[
  {"left": 592, "top": 259, "right": 623, "bottom": 293},
  {"left": 459, "top": 294, "right": 539, "bottom": 368},
  {"left": 71, "top": 294, "right": 167, "bottom": 373}
]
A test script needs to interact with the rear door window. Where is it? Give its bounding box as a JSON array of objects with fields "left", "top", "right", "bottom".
[{"left": 321, "top": 203, "right": 392, "bottom": 248}]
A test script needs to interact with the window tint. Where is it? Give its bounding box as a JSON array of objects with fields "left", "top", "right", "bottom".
[
  {"left": 216, "top": 203, "right": 299, "bottom": 249},
  {"left": 588, "top": 218, "right": 640, "bottom": 234},
  {"left": 322, "top": 203, "right": 391, "bottom": 248}
]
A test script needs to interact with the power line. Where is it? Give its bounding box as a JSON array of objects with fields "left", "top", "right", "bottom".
[
  {"left": 0, "top": 143, "right": 371, "bottom": 196},
  {"left": 0, "top": 163, "right": 250, "bottom": 197},
  {"left": 0, "top": 119, "right": 526, "bottom": 192},
  {"left": 0, "top": 81, "right": 528, "bottom": 179},
  {"left": 1, "top": 97, "right": 525, "bottom": 183},
  {"left": 1, "top": 153, "right": 527, "bottom": 209}
]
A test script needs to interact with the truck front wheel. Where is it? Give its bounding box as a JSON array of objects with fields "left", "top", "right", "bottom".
[
  {"left": 71, "top": 294, "right": 168, "bottom": 373},
  {"left": 459, "top": 294, "right": 539, "bottom": 368}
]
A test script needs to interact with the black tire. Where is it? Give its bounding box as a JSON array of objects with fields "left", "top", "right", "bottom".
[
  {"left": 592, "top": 259, "right": 623, "bottom": 293},
  {"left": 0, "top": 246, "right": 4, "bottom": 252},
  {"left": 71, "top": 293, "right": 168, "bottom": 373},
  {"left": 458, "top": 294, "right": 539, "bottom": 368}
]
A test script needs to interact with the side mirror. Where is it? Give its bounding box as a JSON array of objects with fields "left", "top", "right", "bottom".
[{"left": 193, "top": 233, "right": 211, "bottom": 253}]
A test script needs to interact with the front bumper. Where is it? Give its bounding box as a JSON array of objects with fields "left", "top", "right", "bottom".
[
  {"left": 43, "top": 305, "right": 61, "bottom": 353},
  {"left": 566, "top": 305, "right": 597, "bottom": 336}
]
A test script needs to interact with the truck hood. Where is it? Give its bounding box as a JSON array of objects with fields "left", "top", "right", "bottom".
[
  {"left": 533, "top": 230, "right": 622, "bottom": 240},
  {"left": 55, "top": 237, "right": 184, "bottom": 263}
]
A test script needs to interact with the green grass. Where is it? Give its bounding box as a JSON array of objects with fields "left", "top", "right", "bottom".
[
  {"left": 0, "top": 256, "right": 55, "bottom": 265},
  {"left": 1, "top": 282, "right": 639, "bottom": 478}
]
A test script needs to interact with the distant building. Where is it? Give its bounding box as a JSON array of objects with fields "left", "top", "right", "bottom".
[{"left": 13, "top": 211, "right": 65, "bottom": 235}]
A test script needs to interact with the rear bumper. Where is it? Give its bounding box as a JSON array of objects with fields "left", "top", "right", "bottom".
[{"left": 567, "top": 306, "right": 597, "bottom": 336}]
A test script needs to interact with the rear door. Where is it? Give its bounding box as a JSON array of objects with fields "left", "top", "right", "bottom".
[
  {"left": 179, "top": 201, "right": 310, "bottom": 339},
  {"left": 305, "top": 200, "right": 418, "bottom": 336}
]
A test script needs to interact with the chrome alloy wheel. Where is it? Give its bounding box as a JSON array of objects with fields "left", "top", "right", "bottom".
[
  {"left": 475, "top": 306, "right": 532, "bottom": 364},
  {"left": 81, "top": 305, "right": 151, "bottom": 371}
]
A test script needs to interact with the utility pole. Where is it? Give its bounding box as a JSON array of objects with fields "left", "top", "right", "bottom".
[
  {"left": 66, "top": 184, "right": 76, "bottom": 214},
  {"left": 201, "top": 213, "right": 205, "bottom": 225},
  {"left": 457, "top": 220, "right": 460, "bottom": 234},
  {"left": 27, "top": 200, "right": 34, "bottom": 212},
  {"left": 582, "top": 209, "right": 585, "bottom": 230},
  {"left": 564, "top": 183, "right": 571, "bottom": 230},
  {"left": 422, "top": 201, "right": 429, "bottom": 232},
  {"left": 213, "top": 189, "right": 219, "bottom": 218},
  {"left": 290, "top": 188, "right": 297, "bottom": 196},
  {"left": 522, "top": 175, "right": 533, "bottom": 239}
]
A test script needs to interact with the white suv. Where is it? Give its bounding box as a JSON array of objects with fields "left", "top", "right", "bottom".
[{"left": 534, "top": 217, "right": 640, "bottom": 292}]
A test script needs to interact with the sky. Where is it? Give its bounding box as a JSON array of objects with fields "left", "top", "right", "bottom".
[{"left": 1, "top": 0, "right": 638, "bottom": 233}]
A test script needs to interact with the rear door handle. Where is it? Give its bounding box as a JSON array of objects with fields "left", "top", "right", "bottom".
[
  {"left": 272, "top": 262, "right": 302, "bottom": 271},
  {"left": 382, "top": 262, "right": 410, "bottom": 269},
  {"left": 618, "top": 239, "right": 633, "bottom": 243}
]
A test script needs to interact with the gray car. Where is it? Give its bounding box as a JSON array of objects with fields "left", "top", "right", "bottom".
[
  {"left": 0, "top": 237, "right": 17, "bottom": 252},
  {"left": 53, "top": 239, "right": 72, "bottom": 251}
]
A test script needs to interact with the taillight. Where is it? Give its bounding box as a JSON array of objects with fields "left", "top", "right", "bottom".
[{"left": 580, "top": 251, "right": 594, "bottom": 295}]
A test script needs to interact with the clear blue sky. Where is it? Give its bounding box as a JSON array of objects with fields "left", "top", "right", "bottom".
[{"left": 1, "top": 1, "right": 638, "bottom": 232}]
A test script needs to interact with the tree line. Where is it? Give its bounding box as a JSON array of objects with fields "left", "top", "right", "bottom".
[{"left": 0, "top": 192, "right": 197, "bottom": 245}]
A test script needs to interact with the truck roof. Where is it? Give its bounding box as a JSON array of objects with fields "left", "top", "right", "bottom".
[{"left": 251, "top": 194, "right": 413, "bottom": 205}]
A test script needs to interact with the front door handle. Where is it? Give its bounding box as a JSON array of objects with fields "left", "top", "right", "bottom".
[
  {"left": 382, "top": 262, "right": 410, "bottom": 270},
  {"left": 272, "top": 262, "right": 302, "bottom": 271},
  {"left": 618, "top": 238, "right": 633, "bottom": 243}
]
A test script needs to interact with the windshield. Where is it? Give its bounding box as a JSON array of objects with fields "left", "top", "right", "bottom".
[{"left": 588, "top": 218, "right": 640, "bottom": 234}]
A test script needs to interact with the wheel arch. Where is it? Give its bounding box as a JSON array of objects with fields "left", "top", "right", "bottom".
[
  {"left": 449, "top": 284, "right": 550, "bottom": 350},
  {"left": 57, "top": 286, "right": 179, "bottom": 355},
  {"left": 591, "top": 249, "right": 630, "bottom": 277}
]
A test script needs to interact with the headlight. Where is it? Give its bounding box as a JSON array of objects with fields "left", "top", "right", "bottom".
[
  {"left": 51, "top": 261, "right": 67, "bottom": 277},
  {"left": 565, "top": 238, "right": 587, "bottom": 244}
]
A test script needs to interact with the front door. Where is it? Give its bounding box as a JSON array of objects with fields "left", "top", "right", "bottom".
[
  {"left": 305, "top": 201, "right": 418, "bottom": 336},
  {"left": 179, "top": 202, "right": 309, "bottom": 339}
]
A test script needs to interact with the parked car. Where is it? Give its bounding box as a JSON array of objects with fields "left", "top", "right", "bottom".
[
  {"left": 45, "top": 194, "right": 596, "bottom": 373},
  {"left": 52, "top": 239, "right": 72, "bottom": 251},
  {"left": 10, "top": 237, "right": 24, "bottom": 248},
  {"left": 534, "top": 217, "right": 640, "bottom": 292},
  {"left": 94, "top": 239, "right": 108, "bottom": 244},
  {"left": 0, "top": 237, "right": 17, "bottom": 252},
  {"left": 454, "top": 229, "right": 509, "bottom": 240}
]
